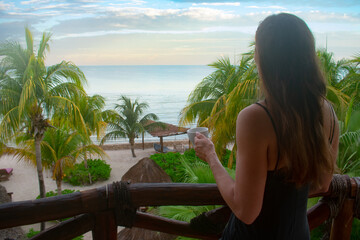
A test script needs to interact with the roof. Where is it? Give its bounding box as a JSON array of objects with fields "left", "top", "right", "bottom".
[
  {"left": 121, "top": 157, "right": 172, "bottom": 183},
  {"left": 145, "top": 120, "right": 189, "bottom": 137}
]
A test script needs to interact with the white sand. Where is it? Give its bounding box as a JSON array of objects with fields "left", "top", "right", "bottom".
[{"left": 0, "top": 147, "right": 158, "bottom": 239}]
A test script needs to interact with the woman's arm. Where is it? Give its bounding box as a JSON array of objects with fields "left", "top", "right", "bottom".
[
  {"left": 194, "top": 105, "right": 269, "bottom": 224},
  {"left": 309, "top": 105, "right": 340, "bottom": 195}
]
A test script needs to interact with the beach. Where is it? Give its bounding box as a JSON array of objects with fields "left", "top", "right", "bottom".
[{"left": 0, "top": 140, "right": 188, "bottom": 239}]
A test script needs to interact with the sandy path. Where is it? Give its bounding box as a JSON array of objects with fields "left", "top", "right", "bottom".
[{"left": 0, "top": 147, "right": 158, "bottom": 239}]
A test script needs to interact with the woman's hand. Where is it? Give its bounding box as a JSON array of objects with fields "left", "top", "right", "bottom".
[{"left": 194, "top": 132, "right": 216, "bottom": 163}]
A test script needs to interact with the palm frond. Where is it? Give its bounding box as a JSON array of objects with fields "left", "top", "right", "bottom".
[{"left": 38, "top": 31, "right": 52, "bottom": 60}]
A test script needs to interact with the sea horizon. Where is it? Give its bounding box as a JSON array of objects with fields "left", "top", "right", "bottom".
[{"left": 80, "top": 65, "right": 214, "bottom": 144}]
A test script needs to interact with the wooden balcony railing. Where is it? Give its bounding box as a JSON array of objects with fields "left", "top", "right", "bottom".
[{"left": 0, "top": 174, "right": 359, "bottom": 240}]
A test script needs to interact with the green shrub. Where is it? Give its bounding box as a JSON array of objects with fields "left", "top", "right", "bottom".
[
  {"left": 150, "top": 148, "right": 232, "bottom": 182},
  {"left": 27, "top": 228, "right": 40, "bottom": 238},
  {"left": 150, "top": 151, "right": 183, "bottom": 182},
  {"left": 36, "top": 189, "right": 78, "bottom": 199},
  {"left": 87, "top": 159, "right": 112, "bottom": 182},
  {"left": 351, "top": 219, "right": 360, "bottom": 239},
  {"left": 64, "top": 159, "right": 111, "bottom": 186}
]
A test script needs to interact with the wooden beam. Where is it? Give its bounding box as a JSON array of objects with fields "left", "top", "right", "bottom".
[
  {"left": 0, "top": 183, "right": 223, "bottom": 229},
  {"left": 30, "top": 214, "right": 93, "bottom": 240},
  {"left": 129, "top": 183, "right": 225, "bottom": 207},
  {"left": 0, "top": 187, "right": 108, "bottom": 229},
  {"left": 134, "top": 212, "right": 219, "bottom": 240}
]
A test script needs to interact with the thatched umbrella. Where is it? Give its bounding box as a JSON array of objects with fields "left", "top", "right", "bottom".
[
  {"left": 118, "top": 158, "right": 176, "bottom": 240},
  {"left": 121, "top": 157, "right": 172, "bottom": 184},
  {"left": 144, "top": 120, "right": 189, "bottom": 152}
]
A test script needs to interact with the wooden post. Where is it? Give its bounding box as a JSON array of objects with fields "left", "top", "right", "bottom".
[
  {"left": 307, "top": 201, "right": 331, "bottom": 230},
  {"left": 160, "top": 136, "right": 164, "bottom": 153},
  {"left": 92, "top": 211, "right": 117, "bottom": 240},
  {"left": 142, "top": 132, "right": 145, "bottom": 150},
  {"left": 330, "top": 198, "right": 354, "bottom": 240}
]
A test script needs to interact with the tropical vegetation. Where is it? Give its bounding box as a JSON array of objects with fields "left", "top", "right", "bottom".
[
  {"left": 150, "top": 149, "right": 235, "bottom": 240},
  {"left": 64, "top": 159, "right": 112, "bottom": 186},
  {"left": 100, "top": 95, "right": 162, "bottom": 157},
  {"left": 150, "top": 148, "right": 233, "bottom": 182},
  {"left": 0, "top": 28, "right": 88, "bottom": 202},
  {"left": 179, "top": 53, "right": 258, "bottom": 168}
]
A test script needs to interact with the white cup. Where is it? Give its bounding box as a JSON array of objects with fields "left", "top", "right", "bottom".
[{"left": 187, "top": 127, "right": 209, "bottom": 145}]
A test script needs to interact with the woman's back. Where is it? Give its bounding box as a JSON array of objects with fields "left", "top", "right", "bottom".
[
  {"left": 193, "top": 13, "right": 339, "bottom": 240},
  {"left": 221, "top": 172, "right": 309, "bottom": 239},
  {"left": 221, "top": 98, "right": 337, "bottom": 239}
]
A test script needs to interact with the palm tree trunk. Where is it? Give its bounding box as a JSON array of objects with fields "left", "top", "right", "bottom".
[
  {"left": 56, "top": 178, "right": 62, "bottom": 195},
  {"left": 130, "top": 138, "right": 136, "bottom": 157},
  {"left": 35, "top": 138, "right": 46, "bottom": 198},
  {"left": 83, "top": 144, "right": 92, "bottom": 184},
  {"left": 35, "top": 136, "right": 46, "bottom": 231}
]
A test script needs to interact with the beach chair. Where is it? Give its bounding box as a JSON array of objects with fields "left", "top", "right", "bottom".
[
  {"left": 154, "top": 143, "right": 172, "bottom": 153},
  {"left": 0, "top": 168, "right": 13, "bottom": 181}
]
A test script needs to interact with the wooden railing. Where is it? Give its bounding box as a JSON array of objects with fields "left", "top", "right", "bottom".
[{"left": 0, "top": 175, "right": 359, "bottom": 240}]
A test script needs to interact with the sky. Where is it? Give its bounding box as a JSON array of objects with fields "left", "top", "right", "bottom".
[{"left": 0, "top": 0, "right": 359, "bottom": 65}]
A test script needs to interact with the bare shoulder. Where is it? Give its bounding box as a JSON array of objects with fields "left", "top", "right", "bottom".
[
  {"left": 237, "top": 103, "right": 271, "bottom": 132},
  {"left": 236, "top": 103, "right": 274, "bottom": 144}
]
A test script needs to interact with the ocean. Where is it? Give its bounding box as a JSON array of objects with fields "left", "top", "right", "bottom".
[{"left": 79, "top": 65, "right": 213, "bottom": 144}]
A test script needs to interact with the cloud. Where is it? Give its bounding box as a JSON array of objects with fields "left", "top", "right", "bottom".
[
  {"left": 53, "top": 27, "right": 255, "bottom": 40},
  {"left": 192, "top": 2, "right": 241, "bottom": 6},
  {"left": 302, "top": 11, "right": 360, "bottom": 23},
  {"left": 180, "top": 7, "right": 237, "bottom": 21},
  {"left": 172, "top": 0, "right": 360, "bottom": 7},
  {"left": 106, "top": 7, "right": 181, "bottom": 18},
  {"left": 35, "top": 3, "right": 72, "bottom": 10},
  {"left": 0, "top": 2, "right": 13, "bottom": 11},
  {"left": 1, "top": 0, "right": 359, "bottom": 65},
  {"left": 21, "top": 0, "right": 50, "bottom": 5},
  {"left": 246, "top": 5, "right": 286, "bottom": 9},
  {"left": 8, "top": 11, "right": 59, "bottom": 17}
]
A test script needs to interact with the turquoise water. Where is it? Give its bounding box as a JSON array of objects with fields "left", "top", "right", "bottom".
[{"left": 80, "top": 65, "right": 213, "bottom": 143}]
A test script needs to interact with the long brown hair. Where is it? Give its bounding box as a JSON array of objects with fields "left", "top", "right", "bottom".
[{"left": 255, "top": 13, "right": 334, "bottom": 188}]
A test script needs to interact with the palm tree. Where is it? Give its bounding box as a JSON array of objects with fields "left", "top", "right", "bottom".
[
  {"left": 2, "top": 127, "right": 107, "bottom": 195},
  {"left": 179, "top": 54, "right": 259, "bottom": 168},
  {"left": 317, "top": 49, "right": 353, "bottom": 119},
  {"left": 179, "top": 56, "right": 243, "bottom": 127},
  {"left": 0, "top": 27, "right": 86, "bottom": 202},
  {"left": 53, "top": 94, "right": 112, "bottom": 161},
  {"left": 53, "top": 93, "right": 115, "bottom": 183},
  {"left": 101, "top": 95, "right": 160, "bottom": 157},
  {"left": 337, "top": 97, "right": 360, "bottom": 176},
  {"left": 41, "top": 127, "right": 107, "bottom": 194}
]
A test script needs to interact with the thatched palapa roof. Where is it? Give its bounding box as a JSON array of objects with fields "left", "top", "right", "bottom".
[
  {"left": 121, "top": 157, "right": 172, "bottom": 183},
  {"left": 145, "top": 120, "right": 189, "bottom": 138},
  {"left": 119, "top": 158, "right": 176, "bottom": 240}
]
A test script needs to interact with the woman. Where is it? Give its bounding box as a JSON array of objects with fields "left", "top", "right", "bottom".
[{"left": 194, "top": 13, "right": 339, "bottom": 239}]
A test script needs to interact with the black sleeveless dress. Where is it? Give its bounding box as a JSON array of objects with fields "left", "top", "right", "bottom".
[{"left": 220, "top": 102, "right": 312, "bottom": 240}]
